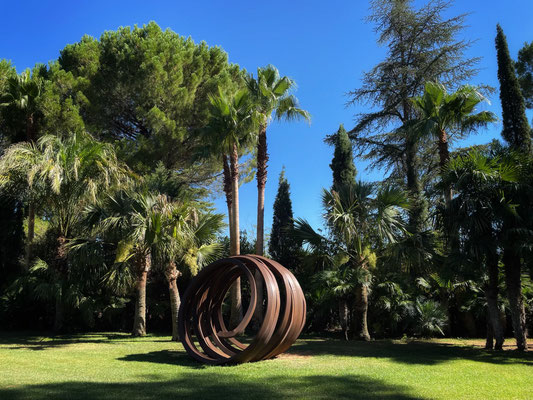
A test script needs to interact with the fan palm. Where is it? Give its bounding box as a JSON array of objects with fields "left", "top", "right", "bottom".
[
  {"left": 294, "top": 182, "right": 408, "bottom": 340},
  {"left": 439, "top": 149, "right": 521, "bottom": 349},
  {"left": 0, "top": 69, "right": 43, "bottom": 267},
  {"left": 0, "top": 132, "right": 129, "bottom": 330},
  {"left": 411, "top": 82, "right": 497, "bottom": 203}
]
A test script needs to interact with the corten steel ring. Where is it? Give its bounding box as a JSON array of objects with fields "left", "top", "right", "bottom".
[{"left": 178, "top": 255, "right": 306, "bottom": 364}]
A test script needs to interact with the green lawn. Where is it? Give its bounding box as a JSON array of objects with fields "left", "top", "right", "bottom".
[{"left": 0, "top": 333, "right": 532, "bottom": 400}]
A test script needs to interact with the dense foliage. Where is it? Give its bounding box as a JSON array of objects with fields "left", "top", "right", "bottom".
[{"left": 0, "top": 1, "right": 532, "bottom": 354}]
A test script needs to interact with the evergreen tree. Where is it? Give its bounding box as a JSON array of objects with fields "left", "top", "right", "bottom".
[
  {"left": 348, "top": 0, "right": 479, "bottom": 234},
  {"left": 268, "top": 169, "right": 301, "bottom": 269},
  {"left": 496, "top": 24, "right": 531, "bottom": 153},
  {"left": 329, "top": 124, "right": 356, "bottom": 190}
]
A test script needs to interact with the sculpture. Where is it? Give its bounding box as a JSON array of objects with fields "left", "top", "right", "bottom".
[{"left": 178, "top": 255, "right": 306, "bottom": 364}]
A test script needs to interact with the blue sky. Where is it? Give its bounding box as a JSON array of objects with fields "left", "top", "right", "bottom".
[{"left": 2, "top": 0, "right": 532, "bottom": 237}]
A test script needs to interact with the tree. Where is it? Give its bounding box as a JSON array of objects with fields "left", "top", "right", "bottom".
[
  {"left": 268, "top": 169, "right": 301, "bottom": 269},
  {"left": 348, "top": 0, "right": 479, "bottom": 234},
  {"left": 58, "top": 23, "right": 243, "bottom": 184},
  {"left": 204, "top": 87, "right": 257, "bottom": 327},
  {"left": 496, "top": 25, "right": 532, "bottom": 351},
  {"left": 0, "top": 69, "right": 43, "bottom": 268},
  {"left": 496, "top": 25, "right": 531, "bottom": 154},
  {"left": 246, "top": 65, "right": 310, "bottom": 256},
  {"left": 439, "top": 149, "right": 519, "bottom": 349},
  {"left": 329, "top": 124, "right": 357, "bottom": 191},
  {"left": 516, "top": 41, "right": 533, "bottom": 109},
  {"left": 295, "top": 183, "right": 408, "bottom": 340},
  {"left": 0, "top": 132, "right": 128, "bottom": 331},
  {"left": 411, "top": 82, "right": 497, "bottom": 203}
]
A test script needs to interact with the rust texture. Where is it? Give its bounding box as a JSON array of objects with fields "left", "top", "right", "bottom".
[{"left": 178, "top": 255, "right": 306, "bottom": 364}]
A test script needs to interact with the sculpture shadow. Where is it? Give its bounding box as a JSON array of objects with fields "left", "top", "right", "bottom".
[{"left": 118, "top": 349, "right": 205, "bottom": 369}]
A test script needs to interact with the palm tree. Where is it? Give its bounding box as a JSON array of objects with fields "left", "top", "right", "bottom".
[
  {"left": 83, "top": 189, "right": 170, "bottom": 337},
  {"left": 0, "top": 132, "right": 128, "bottom": 331},
  {"left": 159, "top": 206, "right": 224, "bottom": 341},
  {"left": 0, "top": 69, "right": 43, "bottom": 268},
  {"left": 411, "top": 82, "right": 497, "bottom": 203},
  {"left": 439, "top": 149, "right": 521, "bottom": 350},
  {"left": 204, "top": 87, "right": 257, "bottom": 327},
  {"left": 295, "top": 183, "right": 408, "bottom": 340},
  {"left": 246, "top": 65, "right": 310, "bottom": 256}
]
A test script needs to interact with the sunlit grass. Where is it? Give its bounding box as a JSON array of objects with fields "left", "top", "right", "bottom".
[{"left": 1, "top": 333, "right": 532, "bottom": 399}]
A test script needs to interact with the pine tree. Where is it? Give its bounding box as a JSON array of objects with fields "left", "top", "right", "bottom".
[
  {"left": 268, "top": 169, "right": 301, "bottom": 269},
  {"left": 329, "top": 124, "right": 356, "bottom": 190},
  {"left": 496, "top": 24, "right": 532, "bottom": 153}
]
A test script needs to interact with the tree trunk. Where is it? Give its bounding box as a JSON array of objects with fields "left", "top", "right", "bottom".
[
  {"left": 24, "top": 202, "right": 35, "bottom": 270},
  {"left": 405, "top": 137, "right": 426, "bottom": 235},
  {"left": 229, "top": 143, "right": 242, "bottom": 327},
  {"left": 438, "top": 128, "right": 452, "bottom": 204},
  {"left": 222, "top": 154, "right": 233, "bottom": 235},
  {"left": 253, "top": 124, "right": 268, "bottom": 326},
  {"left": 132, "top": 252, "right": 151, "bottom": 337},
  {"left": 353, "top": 283, "right": 371, "bottom": 341},
  {"left": 339, "top": 298, "right": 349, "bottom": 341},
  {"left": 485, "top": 252, "right": 504, "bottom": 350},
  {"left": 165, "top": 261, "right": 181, "bottom": 341},
  {"left": 503, "top": 247, "right": 528, "bottom": 351},
  {"left": 485, "top": 317, "right": 494, "bottom": 350},
  {"left": 53, "top": 235, "right": 68, "bottom": 333}
]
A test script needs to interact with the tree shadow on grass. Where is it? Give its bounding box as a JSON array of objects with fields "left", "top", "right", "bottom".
[
  {"left": 0, "top": 332, "right": 173, "bottom": 351},
  {"left": 288, "top": 338, "right": 533, "bottom": 366},
  {"left": 0, "top": 373, "right": 425, "bottom": 400}
]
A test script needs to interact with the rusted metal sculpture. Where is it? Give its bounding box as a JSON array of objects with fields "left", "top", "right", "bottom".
[{"left": 178, "top": 255, "right": 306, "bottom": 364}]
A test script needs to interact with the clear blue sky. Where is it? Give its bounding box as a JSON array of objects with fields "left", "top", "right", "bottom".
[{"left": 2, "top": 0, "right": 532, "bottom": 237}]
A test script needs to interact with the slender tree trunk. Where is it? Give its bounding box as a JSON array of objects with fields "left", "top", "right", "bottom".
[
  {"left": 353, "top": 282, "right": 371, "bottom": 341},
  {"left": 253, "top": 124, "right": 268, "bottom": 326},
  {"left": 485, "top": 317, "right": 494, "bottom": 350},
  {"left": 24, "top": 115, "right": 36, "bottom": 270},
  {"left": 24, "top": 202, "right": 35, "bottom": 270},
  {"left": 438, "top": 129, "right": 453, "bottom": 204},
  {"left": 132, "top": 252, "right": 151, "bottom": 337},
  {"left": 339, "top": 298, "right": 349, "bottom": 341},
  {"left": 485, "top": 252, "right": 504, "bottom": 350},
  {"left": 165, "top": 261, "right": 182, "bottom": 342},
  {"left": 503, "top": 247, "right": 528, "bottom": 351},
  {"left": 229, "top": 143, "right": 242, "bottom": 327},
  {"left": 405, "top": 137, "right": 426, "bottom": 235},
  {"left": 222, "top": 154, "right": 233, "bottom": 235},
  {"left": 53, "top": 235, "right": 67, "bottom": 333}
]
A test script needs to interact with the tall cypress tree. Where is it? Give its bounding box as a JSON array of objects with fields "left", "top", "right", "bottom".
[
  {"left": 268, "top": 168, "right": 300, "bottom": 269},
  {"left": 496, "top": 24, "right": 530, "bottom": 351},
  {"left": 329, "top": 124, "right": 356, "bottom": 189},
  {"left": 496, "top": 24, "right": 532, "bottom": 153}
]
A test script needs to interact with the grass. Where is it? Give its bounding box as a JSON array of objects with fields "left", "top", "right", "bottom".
[{"left": 0, "top": 333, "right": 532, "bottom": 400}]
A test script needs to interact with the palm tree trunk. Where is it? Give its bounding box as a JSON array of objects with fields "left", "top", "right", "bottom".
[
  {"left": 229, "top": 143, "right": 242, "bottom": 327},
  {"left": 339, "top": 298, "right": 349, "bottom": 341},
  {"left": 132, "top": 252, "right": 151, "bottom": 337},
  {"left": 485, "top": 317, "right": 494, "bottom": 350},
  {"left": 253, "top": 124, "right": 268, "bottom": 326},
  {"left": 24, "top": 202, "right": 35, "bottom": 270},
  {"left": 503, "top": 247, "right": 528, "bottom": 351},
  {"left": 353, "top": 283, "right": 371, "bottom": 341},
  {"left": 485, "top": 252, "right": 504, "bottom": 350},
  {"left": 222, "top": 154, "right": 233, "bottom": 235},
  {"left": 165, "top": 261, "right": 182, "bottom": 341},
  {"left": 438, "top": 129, "right": 452, "bottom": 204},
  {"left": 53, "top": 235, "right": 67, "bottom": 333}
]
